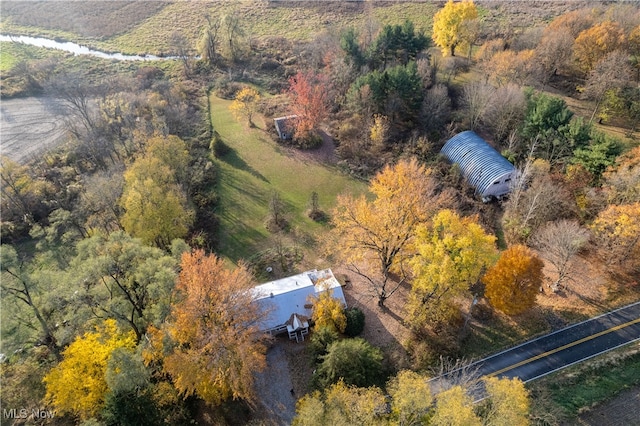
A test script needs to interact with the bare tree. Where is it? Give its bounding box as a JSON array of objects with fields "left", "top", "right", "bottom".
[
  {"left": 428, "top": 357, "right": 482, "bottom": 395},
  {"left": 197, "top": 14, "right": 221, "bottom": 67},
  {"left": 78, "top": 165, "right": 125, "bottom": 234},
  {"left": 47, "top": 72, "right": 100, "bottom": 136},
  {"left": 421, "top": 84, "right": 452, "bottom": 133},
  {"left": 170, "top": 31, "right": 194, "bottom": 77},
  {"left": 503, "top": 159, "right": 573, "bottom": 244},
  {"left": 582, "top": 50, "right": 633, "bottom": 124},
  {"left": 532, "top": 220, "right": 590, "bottom": 292},
  {"left": 222, "top": 10, "right": 245, "bottom": 62},
  {"left": 267, "top": 191, "right": 287, "bottom": 231},
  {"left": 535, "top": 28, "right": 574, "bottom": 86},
  {"left": 461, "top": 80, "right": 493, "bottom": 130},
  {"left": 483, "top": 83, "right": 526, "bottom": 143}
]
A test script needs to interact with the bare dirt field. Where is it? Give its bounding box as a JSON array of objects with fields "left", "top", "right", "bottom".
[
  {"left": 573, "top": 386, "right": 640, "bottom": 426},
  {"left": 0, "top": 97, "right": 69, "bottom": 163}
]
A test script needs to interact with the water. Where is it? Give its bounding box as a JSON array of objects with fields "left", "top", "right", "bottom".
[{"left": 0, "top": 34, "right": 176, "bottom": 61}]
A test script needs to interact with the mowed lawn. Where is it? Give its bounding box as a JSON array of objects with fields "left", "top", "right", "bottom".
[{"left": 210, "top": 95, "right": 367, "bottom": 263}]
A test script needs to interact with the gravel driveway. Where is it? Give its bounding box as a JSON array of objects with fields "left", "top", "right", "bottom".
[{"left": 254, "top": 343, "right": 297, "bottom": 425}]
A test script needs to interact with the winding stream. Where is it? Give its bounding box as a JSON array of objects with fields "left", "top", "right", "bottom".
[{"left": 0, "top": 34, "right": 175, "bottom": 61}]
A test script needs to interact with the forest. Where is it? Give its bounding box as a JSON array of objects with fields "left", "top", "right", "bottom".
[{"left": 1, "top": 1, "right": 639, "bottom": 425}]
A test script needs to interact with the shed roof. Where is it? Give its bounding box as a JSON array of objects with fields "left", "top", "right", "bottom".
[
  {"left": 441, "top": 131, "right": 515, "bottom": 196},
  {"left": 274, "top": 115, "right": 298, "bottom": 139}
]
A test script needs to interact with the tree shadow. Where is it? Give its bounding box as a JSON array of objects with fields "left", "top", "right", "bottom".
[{"left": 220, "top": 145, "right": 269, "bottom": 183}]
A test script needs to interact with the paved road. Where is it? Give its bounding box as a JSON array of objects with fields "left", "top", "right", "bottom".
[{"left": 469, "top": 301, "right": 640, "bottom": 382}]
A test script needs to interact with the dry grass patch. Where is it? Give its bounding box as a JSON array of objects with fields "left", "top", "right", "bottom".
[{"left": 1, "top": 1, "right": 168, "bottom": 39}]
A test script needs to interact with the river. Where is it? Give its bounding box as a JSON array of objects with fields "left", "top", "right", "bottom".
[{"left": 0, "top": 34, "right": 176, "bottom": 61}]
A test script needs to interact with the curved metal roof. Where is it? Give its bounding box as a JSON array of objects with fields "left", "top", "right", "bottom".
[{"left": 441, "top": 131, "right": 515, "bottom": 196}]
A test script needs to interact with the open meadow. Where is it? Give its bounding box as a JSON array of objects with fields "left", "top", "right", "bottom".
[{"left": 210, "top": 94, "right": 367, "bottom": 264}]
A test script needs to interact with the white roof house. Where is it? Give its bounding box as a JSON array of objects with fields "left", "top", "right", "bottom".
[
  {"left": 441, "top": 131, "right": 518, "bottom": 201},
  {"left": 253, "top": 269, "right": 346, "bottom": 334}
]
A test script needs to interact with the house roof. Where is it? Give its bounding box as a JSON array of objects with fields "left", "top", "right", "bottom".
[
  {"left": 273, "top": 115, "right": 298, "bottom": 139},
  {"left": 441, "top": 131, "right": 516, "bottom": 196},
  {"left": 253, "top": 269, "right": 346, "bottom": 332}
]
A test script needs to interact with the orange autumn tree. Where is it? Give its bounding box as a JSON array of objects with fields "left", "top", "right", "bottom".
[
  {"left": 483, "top": 245, "right": 544, "bottom": 315},
  {"left": 146, "top": 250, "right": 268, "bottom": 406},
  {"left": 573, "top": 21, "right": 626, "bottom": 74},
  {"left": 287, "top": 70, "right": 329, "bottom": 140}
]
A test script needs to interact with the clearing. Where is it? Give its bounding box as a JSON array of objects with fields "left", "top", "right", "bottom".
[
  {"left": 209, "top": 94, "right": 367, "bottom": 263},
  {"left": 0, "top": 97, "right": 69, "bottom": 163}
]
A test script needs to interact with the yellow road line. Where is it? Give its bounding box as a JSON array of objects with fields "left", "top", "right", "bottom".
[{"left": 489, "top": 317, "right": 640, "bottom": 377}]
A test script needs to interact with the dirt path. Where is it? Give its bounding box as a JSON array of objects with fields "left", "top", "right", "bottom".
[{"left": 0, "top": 97, "right": 69, "bottom": 163}]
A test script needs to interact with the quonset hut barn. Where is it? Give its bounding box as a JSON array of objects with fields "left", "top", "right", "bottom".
[{"left": 441, "top": 131, "right": 517, "bottom": 202}]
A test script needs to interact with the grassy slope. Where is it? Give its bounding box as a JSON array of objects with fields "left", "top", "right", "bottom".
[
  {"left": 1, "top": 2, "right": 441, "bottom": 56},
  {"left": 210, "top": 94, "right": 367, "bottom": 263}
]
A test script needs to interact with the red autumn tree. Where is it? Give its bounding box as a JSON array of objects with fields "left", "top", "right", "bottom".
[{"left": 287, "top": 70, "right": 329, "bottom": 140}]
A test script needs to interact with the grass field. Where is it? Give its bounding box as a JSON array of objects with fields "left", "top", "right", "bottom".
[
  {"left": 1, "top": 1, "right": 577, "bottom": 57},
  {"left": 209, "top": 94, "right": 367, "bottom": 264},
  {"left": 529, "top": 343, "right": 640, "bottom": 420}
]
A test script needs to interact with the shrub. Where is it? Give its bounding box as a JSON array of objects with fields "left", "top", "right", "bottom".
[
  {"left": 308, "top": 326, "right": 339, "bottom": 363},
  {"left": 316, "top": 338, "right": 385, "bottom": 388},
  {"left": 214, "top": 79, "right": 243, "bottom": 99},
  {"left": 343, "top": 307, "right": 365, "bottom": 337},
  {"left": 293, "top": 133, "right": 323, "bottom": 149}
]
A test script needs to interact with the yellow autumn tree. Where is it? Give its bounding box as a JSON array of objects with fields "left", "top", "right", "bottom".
[
  {"left": 432, "top": 0, "right": 478, "bottom": 57},
  {"left": 43, "top": 319, "right": 137, "bottom": 419},
  {"left": 293, "top": 380, "right": 387, "bottom": 426},
  {"left": 482, "top": 376, "right": 530, "bottom": 426},
  {"left": 483, "top": 245, "right": 544, "bottom": 315},
  {"left": 573, "top": 21, "right": 626, "bottom": 73},
  {"left": 409, "top": 209, "right": 498, "bottom": 327},
  {"left": 387, "top": 370, "right": 433, "bottom": 425},
  {"left": 147, "top": 250, "right": 268, "bottom": 406},
  {"left": 602, "top": 146, "right": 640, "bottom": 204},
  {"left": 590, "top": 202, "right": 640, "bottom": 272},
  {"left": 311, "top": 289, "right": 347, "bottom": 333},
  {"left": 120, "top": 156, "right": 193, "bottom": 249},
  {"left": 331, "top": 158, "right": 440, "bottom": 307},
  {"left": 432, "top": 385, "right": 482, "bottom": 426},
  {"left": 144, "top": 135, "right": 190, "bottom": 183},
  {"left": 229, "top": 87, "right": 261, "bottom": 126},
  {"left": 292, "top": 372, "right": 530, "bottom": 425},
  {"left": 369, "top": 114, "right": 389, "bottom": 152}
]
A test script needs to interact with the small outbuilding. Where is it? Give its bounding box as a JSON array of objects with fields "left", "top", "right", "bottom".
[
  {"left": 252, "top": 268, "right": 346, "bottom": 336},
  {"left": 273, "top": 115, "right": 298, "bottom": 140},
  {"left": 441, "top": 130, "right": 517, "bottom": 201}
]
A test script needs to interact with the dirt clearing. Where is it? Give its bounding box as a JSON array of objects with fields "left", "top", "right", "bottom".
[
  {"left": 573, "top": 386, "right": 640, "bottom": 426},
  {"left": 0, "top": 97, "right": 69, "bottom": 163}
]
